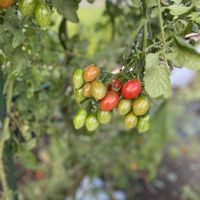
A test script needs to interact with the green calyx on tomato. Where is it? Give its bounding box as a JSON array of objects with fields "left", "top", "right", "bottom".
[
  {"left": 86, "top": 114, "right": 99, "bottom": 132},
  {"left": 117, "top": 99, "right": 132, "bottom": 116},
  {"left": 83, "top": 64, "right": 100, "bottom": 82},
  {"left": 132, "top": 96, "right": 151, "bottom": 116},
  {"left": 73, "top": 69, "right": 84, "bottom": 89},
  {"left": 74, "top": 88, "right": 85, "bottom": 103},
  {"left": 124, "top": 112, "right": 138, "bottom": 129},
  {"left": 83, "top": 83, "right": 92, "bottom": 97},
  {"left": 35, "top": 2, "right": 52, "bottom": 27},
  {"left": 19, "top": 0, "right": 37, "bottom": 16},
  {"left": 122, "top": 79, "right": 142, "bottom": 99},
  {"left": 91, "top": 80, "right": 107, "bottom": 100},
  {"left": 100, "top": 91, "right": 119, "bottom": 111},
  {"left": 73, "top": 109, "right": 87, "bottom": 129},
  {"left": 137, "top": 115, "right": 150, "bottom": 133},
  {"left": 97, "top": 110, "right": 112, "bottom": 124}
]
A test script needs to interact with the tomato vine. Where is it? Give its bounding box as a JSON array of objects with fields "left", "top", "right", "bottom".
[{"left": 0, "top": 0, "right": 200, "bottom": 199}]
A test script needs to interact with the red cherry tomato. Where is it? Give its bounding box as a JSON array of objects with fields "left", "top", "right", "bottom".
[
  {"left": 108, "top": 79, "right": 123, "bottom": 92},
  {"left": 121, "top": 79, "right": 142, "bottom": 99},
  {"left": 100, "top": 91, "right": 119, "bottom": 111}
]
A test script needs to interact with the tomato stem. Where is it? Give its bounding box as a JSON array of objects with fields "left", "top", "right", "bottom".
[
  {"left": 156, "top": 0, "right": 168, "bottom": 67},
  {"left": 0, "top": 70, "right": 14, "bottom": 200}
]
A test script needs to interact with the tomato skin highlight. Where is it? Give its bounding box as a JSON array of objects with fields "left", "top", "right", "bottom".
[
  {"left": 121, "top": 79, "right": 142, "bottom": 99},
  {"left": 132, "top": 96, "right": 151, "bottom": 116},
  {"left": 124, "top": 112, "right": 138, "bottom": 129},
  {"left": 108, "top": 79, "right": 123, "bottom": 92},
  {"left": 97, "top": 110, "right": 112, "bottom": 124},
  {"left": 35, "top": 2, "right": 52, "bottom": 27},
  {"left": 0, "top": 0, "right": 15, "bottom": 8},
  {"left": 83, "top": 83, "right": 92, "bottom": 97},
  {"left": 73, "top": 109, "right": 87, "bottom": 129},
  {"left": 100, "top": 91, "right": 119, "bottom": 111},
  {"left": 73, "top": 69, "right": 84, "bottom": 89},
  {"left": 117, "top": 99, "right": 132, "bottom": 116},
  {"left": 86, "top": 114, "right": 99, "bottom": 132},
  {"left": 137, "top": 115, "right": 150, "bottom": 133},
  {"left": 91, "top": 80, "right": 107, "bottom": 100},
  {"left": 19, "top": 0, "right": 37, "bottom": 16},
  {"left": 83, "top": 64, "right": 100, "bottom": 82}
]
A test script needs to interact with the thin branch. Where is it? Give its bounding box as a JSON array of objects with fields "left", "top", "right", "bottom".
[{"left": 157, "top": 0, "right": 168, "bottom": 67}]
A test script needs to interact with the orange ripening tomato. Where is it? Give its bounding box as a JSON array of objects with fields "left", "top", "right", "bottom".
[
  {"left": 83, "top": 64, "right": 100, "bottom": 82},
  {"left": 0, "top": 0, "right": 15, "bottom": 8}
]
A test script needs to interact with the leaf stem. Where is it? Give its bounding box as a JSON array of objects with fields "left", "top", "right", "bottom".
[
  {"left": 157, "top": 0, "right": 168, "bottom": 67},
  {"left": 142, "top": 0, "right": 148, "bottom": 56}
]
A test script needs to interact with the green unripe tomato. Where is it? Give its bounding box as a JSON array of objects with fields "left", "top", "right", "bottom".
[
  {"left": 117, "top": 99, "right": 132, "bottom": 116},
  {"left": 73, "top": 109, "right": 87, "bottom": 129},
  {"left": 97, "top": 110, "right": 112, "bottom": 124},
  {"left": 137, "top": 115, "right": 150, "bottom": 133},
  {"left": 74, "top": 88, "right": 85, "bottom": 103},
  {"left": 35, "top": 2, "right": 52, "bottom": 27},
  {"left": 73, "top": 69, "right": 84, "bottom": 89},
  {"left": 86, "top": 114, "right": 99, "bottom": 132},
  {"left": 19, "top": 0, "right": 37, "bottom": 16},
  {"left": 132, "top": 96, "right": 151, "bottom": 116},
  {"left": 91, "top": 80, "right": 107, "bottom": 100},
  {"left": 124, "top": 112, "right": 138, "bottom": 129}
]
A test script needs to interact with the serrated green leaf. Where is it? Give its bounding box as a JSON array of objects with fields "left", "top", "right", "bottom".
[
  {"left": 144, "top": 53, "right": 170, "bottom": 99},
  {"left": 168, "top": 5, "right": 193, "bottom": 16},
  {"left": 12, "top": 31, "right": 25, "bottom": 49},
  {"left": 52, "top": 0, "right": 80, "bottom": 23},
  {"left": 167, "top": 36, "right": 200, "bottom": 71}
]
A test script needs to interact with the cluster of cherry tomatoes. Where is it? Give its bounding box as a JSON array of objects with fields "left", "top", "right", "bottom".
[
  {"left": 73, "top": 64, "right": 151, "bottom": 133},
  {"left": 0, "top": 0, "right": 51, "bottom": 27}
]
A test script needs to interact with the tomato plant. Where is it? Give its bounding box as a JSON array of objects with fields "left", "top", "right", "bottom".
[
  {"left": 108, "top": 79, "right": 123, "bottom": 92},
  {"left": 132, "top": 96, "right": 151, "bottom": 116},
  {"left": 121, "top": 80, "right": 142, "bottom": 99},
  {"left": 117, "top": 99, "right": 132, "bottom": 116},
  {"left": 137, "top": 115, "right": 150, "bottom": 133},
  {"left": 83, "top": 83, "right": 92, "bottom": 97},
  {"left": 83, "top": 64, "right": 100, "bottom": 82},
  {"left": 0, "top": 0, "right": 200, "bottom": 199},
  {"left": 74, "top": 88, "right": 85, "bottom": 103},
  {"left": 73, "top": 109, "right": 87, "bottom": 130},
  {"left": 73, "top": 69, "right": 84, "bottom": 89},
  {"left": 91, "top": 80, "right": 107, "bottom": 100},
  {"left": 18, "top": 0, "right": 37, "bottom": 16},
  {"left": 124, "top": 112, "right": 138, "bottom": 129},
  {"left": 85, "top": 113, "right": 99, "bottom": 132},
  {"left": 34, "top": 2, "right": 52, "bottom": 27},
  {"left": 97, "top": 110, "right": 112, "bottom": 124},
  {"left": 100, "top": 91, "right": 119, "bottom": 111}
]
